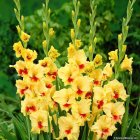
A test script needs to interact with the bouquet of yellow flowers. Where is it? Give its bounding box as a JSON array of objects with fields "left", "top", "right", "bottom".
[{"left": 11, "top": 0, "right": 135, "bottom": 139}]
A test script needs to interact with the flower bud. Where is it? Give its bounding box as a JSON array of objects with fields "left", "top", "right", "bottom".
[
  {"left": 77, "top": 19, "right": 81, "bottom": 27},
  {"left": 71, "top": 29, "right": 75, "bottom": 39},
  {"left": 42, "top": 40, "right": 47, "bottom": 48},
  {"left": 49, "top": 28, "right": 55, "bottom": 37},
  {"left": 122, "top": 45, "right": 127, "bottom": 53}
]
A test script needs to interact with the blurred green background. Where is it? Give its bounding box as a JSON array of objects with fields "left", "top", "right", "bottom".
[{"left": 0, "top": 0, "right": 140, "bottom": 138}]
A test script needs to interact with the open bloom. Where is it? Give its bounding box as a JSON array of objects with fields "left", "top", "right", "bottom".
[
  {"left": 68, "top": 50, "right": 87, "bottom": 72},
  {"left": 58, "top": 114, "right": 79, "bottom": 140},
  {"left": 121, "top": 55, "right": 133, "bottom": 74},
  {"left": 93, "top": 87, "right": 107, "bottom": 110},
  {"left": 13, "top": 41, "right": 24, "bottom": 58},
  {"left": 58, "top": 63, "right": 79, "bottom": 85},
  {"left": 72, "top": 99, "right": 91, "bottom": 126},
  {"left": 20, "top": 31, "right": 30, "bottom": 43},
  {"left": 22, "top": 49, "right": 37, "bottom": 62},
  {"left": 21, "top": 97, "right": 37, "bottom": 116},
  {"left": 103, "top": 102, "right": 125, "bottom": 124},
  {"left": 10, "top": 60, "right": 28, "bottom": 77},
  {"left": 93, "top": 54, "right": 103, "bottom": 67},
  {"left": 16, "top": 80, "right": 32, "bottom": 98},
  {"left": 91, "top": 115, "right": 117, "bottom": 139},
  {"left": 48, "top": 46, "right": 60, "bottom": 61},
  {"left": 72, "top": 76, "right": 92, "bottom": 98},
  {"left": 102, "top": 63, "right": 113, "bottom": 80},
  {"left": 30, "top": 110, "right": 51, "bottom": 134},
  {"left": 53, "top": 88, "right": 75, "bottom": 111},
  {"left": 108, "top": 49, "right": 118, "bottom": 66},
  {"left": 104, "top": 79, "right": 128, "bottom": 101}
]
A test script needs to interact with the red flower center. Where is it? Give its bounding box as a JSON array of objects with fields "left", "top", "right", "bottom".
[
  {"left": 80, "top": 113, "right": 87, "bottom": 118},
  {"left": 46, "top": 84, "right": 52, "bottom": 88},
  {"left": 113, "top": 115, "right": 120, "bottom": 121},
  {"left": 26, "top": 106, "right": 36, "bottom": 112},
  {"left": 113, "top": 91, "right": 119, "bottom": 99},
  {"left": 20, "top": 87, "right": 28, "bottom": 95},
  {"left": 77, "top": 89, "right": 83, "bottom": 95},
  {"left": 85, "top": 92, "right": 92, "bottom": 99},
  {"left": 79, "top": 64, "right": 85, "bottom": 69},
  {"left": 97, "top": 100, "right": 104, "bottom": 109},
  {"left": 101, "top": 128, "right": 109, "bottom": 137},
  {"left": 68, "top": 77, "right": 73, "bottom": 83},
  {"left": 38, "top": 121, "right": 43, "bottom": 129},
  {"left": 19, "top": 68, "right": 28, "bottom": 75},
  {"left": 65, "top": 129, "right": 72, "bottom": 134},
  {"left": 31, "top": 76, "right": 39, "bottom": 82},
  {"left": 41, "top": 62, "right": 48, "bottom": 67},
  {"left": 63, "top": 103, "right": 71, "bottom": 108},
  {"left": 94, "top": 80, "right": 101, "bottom": 86}
]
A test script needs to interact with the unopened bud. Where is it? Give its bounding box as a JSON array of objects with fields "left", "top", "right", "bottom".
[
  {"left": 21, "top": 15, "right": 24, "bottom": 22},
  {"left": 16, "top": 25, "right": 21, "bottom": 33},
  {"left": 118, "top": 33, "right": 122, "bottom": 41},
  {"left": 94, "top": 37, "right": 97, "bottom": 44},
  {"left": 42, "top": 40, "right": 47, "bottom": 48},
  {"left": 122, "top": 45, "right": 127, "bottom": 52},
  {"left": 72, "top": 10, "right": 75, "bottom": 17},
  {"left": 71, "top": 29, "right": 75, "bottom": 39},
  {"left": 49, "top": 28, "right": 55, "bottom": 36},
  {"left": 89, "top": 45, "right": 93, "bottom": 53},
  {"left": 77, "top": 19, "right": 81, "bottom": 27}
]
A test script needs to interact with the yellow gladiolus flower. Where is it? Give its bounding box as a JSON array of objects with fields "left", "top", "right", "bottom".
[
  {"left": 53, "top": 88, "right": 75, "bottom": 111},
  {"left": 121, "top": 55, "right": 133, "bottom": 74},
  {"left": 72, "top": 76, "right": 92, "bottom": 98},
  {"left": 84, "top": 62, "right": 94, "bottom": 75},
  {"left": 48, "top": 46, "right": 60, "bottom": 61},
  {"left": 58, "top": 114, "right": 79, "bottom": 140},
  {"left": 39, "top": 57, "right": 53, "bottom": 69},
  {"left": 20, "top": 31, "right": 30, "bottom": 43},
  {"left": 22, "top": 49, "right": 37, "bottom": 62},
  {"left": 93, "top": 54, "right": 103, "bottom": 67},
  {"left": 27, "top": 64, "right": 44, "bottom": 83},
  {"left": 72, "top": 99, "right": 91, "bottom": 126},
  {"left": 10, "top": 60, "right": 28, "bottom": 77},
  {"left": 104, "top": 79, "right": 128, "bottom": 101},
  {"left": 93, "top": 87, "right": 107, "bottom": 110},
  {"left": 102, "top": 63, "right": 113, "bottom": 80},
  {"left": 21, "top": 97, "right": 37, "bottom": 116},
  {"left": 108, "top": 49, "right": 118, "bottom": 66},
  {"left": 90, "top": 69, "right": 103, "bottom": 86},
  {"left": 16, "top": 80, "right": 32, "bottom": 98},
  {"left": 13, "top": 41, "right": 24, "bottom": 58},
  {"left": 91, "top": 115, "right": 117, "bottom": 139},
  {"left": 58, "top": 63, "right": 79, "bottom": 85},
  {"left": 103, "top": 102, "right": 125, "bottom": 124},
  {"left": 68, "top": 50, "right": 87, "bottom": 72},
  {"left": 30, "top": 110, "right": 51, "bottom": 134}
]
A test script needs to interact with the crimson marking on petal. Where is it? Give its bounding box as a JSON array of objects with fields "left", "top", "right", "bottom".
[
  {"left": 97, "top": 100, "right": 104, "bottom": 109},
  {"left": 63, "top": 103, "right": 71, "bottom": 108},
  {"left": 38, "top": 121, "right": 43, "bottom": 129},
  {"left": 79, "top": 64, "right": 85, "bottom": 69},
  {"left": 77, "top": 89, "right": 83, "bottom": 95},
  {"left": 65, "top": 129, "right": 71, "bottom": 134}
]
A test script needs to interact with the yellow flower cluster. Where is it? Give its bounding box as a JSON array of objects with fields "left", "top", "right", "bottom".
[
  {"left": 12, "top": 38, "right": 60, "bottom": 134},
  {"left": 51, "top": 41, "right": 129, "bottom": 139}
]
